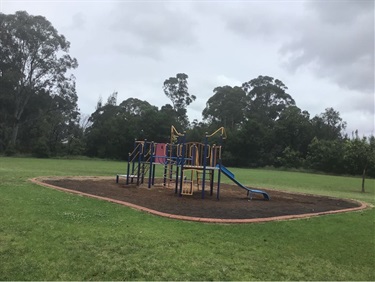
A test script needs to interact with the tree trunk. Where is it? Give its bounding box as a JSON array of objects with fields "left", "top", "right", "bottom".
[
  {"left": 10, "top": 121, "right": 20, "bottom": 147},
  {"left": 9, "top": 87, "right": 31, "bottom": 147},
  {"left": 361, "top": 165, "right": 367, "bottom": 193}
]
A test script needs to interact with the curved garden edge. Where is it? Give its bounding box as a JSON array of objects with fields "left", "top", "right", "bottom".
[{"left": 29, "top": 176, "right": 371, "bottom": 224}]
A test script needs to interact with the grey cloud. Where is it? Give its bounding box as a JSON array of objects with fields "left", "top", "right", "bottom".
[
  {"left": 108, "top": 2, "right": 197, "bottom": 59},
  {"left": 71, "top": 13, "right": 85, "bottom": 29},
  {"left": 338, "top": 87, "right": 374, "bottom": 115},
  {"left": 307, "top": 0, "right": 374, "bottom": 24},
  {"left": 194, "top": 2, "right": 305, "bottom": 41},
  {"left": 62, "top": 12, "right": 85, "bottom": 31},
  {"left": 280, "top": 1, "right": 374, "bottom": 93},
  {"left": 113, "top": 39, "right": 163, "bottom": 61},
  {"left": 205, "top": 1, "right": 374, "bottom": 94}
]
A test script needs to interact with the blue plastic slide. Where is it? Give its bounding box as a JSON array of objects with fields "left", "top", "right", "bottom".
[{"left": 217, "top": 165, "right": 270, "bottom": 200}]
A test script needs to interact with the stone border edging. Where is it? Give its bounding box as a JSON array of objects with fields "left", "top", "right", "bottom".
[{"left": 29, "top": 177, "right": 370, "bottom": 224}]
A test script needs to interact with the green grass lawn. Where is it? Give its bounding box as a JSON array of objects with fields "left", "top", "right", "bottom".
[{"left": 0, "top": 157, "right": 374, "bottom": 280}]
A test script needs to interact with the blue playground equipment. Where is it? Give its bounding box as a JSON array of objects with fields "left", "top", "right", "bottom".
[{"left": 116, "top": 126, "right": 270, "bottom": 201}]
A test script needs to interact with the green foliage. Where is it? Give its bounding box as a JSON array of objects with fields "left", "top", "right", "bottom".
[
  {"left": 274, "top": 106, "right": 313, "bottom": 157},
  {"left": 311, "top": 107, "right": 347, "bottom": 140},
  {"left": 304, "top": 136, "right": 375, "bottom": 178},
  {"left": 343, "top": 136, "right": 373, "bottom": 175},
  {"left": 163, "top": 73, "right": 196, "bottom": 129},
  {"left": 0, "top": 11, "right": 79, "bottom": 155},
  {"left": 66, "top": 137, "right": 85, "bottom": 156},
  {"left": 229, "top": 119, "right": 269, "bottom": 167},
  {"left": 306, "top": 138, "right": 345, "bottom": 173},
  {"left": 4, "top": 144, "right": 16, "bottom": 156},
  {"left": 85, "top": 103, "right": 129, "bottom": 159},
  {"left": 242, "top": 75, "right": 295, "bottom": 122},
  {"left": 85, "top": 96, "right": 172, "bottom": 159},
  {"left": 276, "top": 146, "right": 304, "bottom": 168},
  {"left": 32, "top": 137, "right": 50, "bottom": 158},
  {"left": 202, "top": 86, "right": 246, "bottom": 130}
]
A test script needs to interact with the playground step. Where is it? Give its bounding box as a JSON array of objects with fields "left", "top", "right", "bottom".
[
  {"left": 181, "top": 181, "right": 194, "bottom": 195},
  {"left": 196, "top": 170, "right": 213, "bottom": 191}
]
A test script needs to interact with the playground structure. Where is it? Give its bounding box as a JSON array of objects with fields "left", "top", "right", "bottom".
[{"left": 116, "top": 126, "right": 270, "bottom": 200}]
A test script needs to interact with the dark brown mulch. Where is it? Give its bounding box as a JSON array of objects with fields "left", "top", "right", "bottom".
[{"left": 41, "top": 177, "right": 361, "bottom": 220}]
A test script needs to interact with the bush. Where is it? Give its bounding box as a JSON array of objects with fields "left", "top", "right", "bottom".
[
  {"left": 32, "top": 138, "right": 50, "bottom": 158},
  {"left": 276, "top": 147, "right": 304, "bottom": 168},
  {"left": 4, "top": 144, "right": 17, "bottom": 156}
]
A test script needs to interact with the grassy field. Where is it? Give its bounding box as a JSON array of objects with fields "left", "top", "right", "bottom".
[{"left": 0, "top": 157, "right": 374, "bottom": 280}]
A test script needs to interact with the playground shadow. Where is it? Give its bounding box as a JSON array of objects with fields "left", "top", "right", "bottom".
[{"left": 31, "top": 176, "right": 368, "bottom": 223}]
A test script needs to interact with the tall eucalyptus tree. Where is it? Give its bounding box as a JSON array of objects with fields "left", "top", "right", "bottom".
[{"left": 0, "top": 11, "right": 78, "bottom": 149}]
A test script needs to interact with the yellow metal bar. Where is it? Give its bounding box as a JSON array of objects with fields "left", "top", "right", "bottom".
[
  {"left": 170, "top": 125, "right": 184, "bottom": 144},
  {"left": 205, "top": 127, "right": 227, "bottom": 139},
  {"left": 129, "top": 143, "right": 143, "bottom": 156},
  {"left": 207, "top": 145, "right": 211, "bottom": 159},
  {"left": 129, "top": 151, "right": 140, "bottom": 162}
]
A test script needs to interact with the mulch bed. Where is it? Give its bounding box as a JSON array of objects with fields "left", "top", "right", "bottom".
[{"left": 38, "top": 177, "right": 362, "bottom": 220}]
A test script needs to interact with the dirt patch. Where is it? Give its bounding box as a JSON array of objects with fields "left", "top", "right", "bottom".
[{"left": 32, "top": 176, "right": 366, "bottom": 223}]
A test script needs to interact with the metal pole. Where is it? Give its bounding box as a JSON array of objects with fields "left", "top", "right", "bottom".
[
  {"left": 202, "top": 133, "right": 208, "bottom": 199},
  {"left": 137, "top": 142, "right": 142, "bottom": 186},
  {"left": 179, "top": 134, "right": 186, "bottom": 197},
  {"left": 163, "top": 161, "right": 167, "bottom": 186},
  {"left": 126, "top": 152, "right": 131, "bottom": 185},
  {"left": 217, "top": 135, "right": 223, "bottom": 200},
  {"left": 152, "top": 164, "right": 156, "bottom": 186},
  {"left": 141, "top": 139, "right": 147, "bottom": 185},
  {"left": 210, "top": 169, "right": 214, "bottom": 196},
  {"left": 148, "top": 141, "right": 154, "bottom": 188}
]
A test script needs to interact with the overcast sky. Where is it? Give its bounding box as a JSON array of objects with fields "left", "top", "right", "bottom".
[{"left": 1, "top": 0, "right": 374, "bottom": 136}]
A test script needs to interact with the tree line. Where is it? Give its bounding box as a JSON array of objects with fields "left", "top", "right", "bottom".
[{"left": 1, "top": 11, "right": 374, "bottom": 185}]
